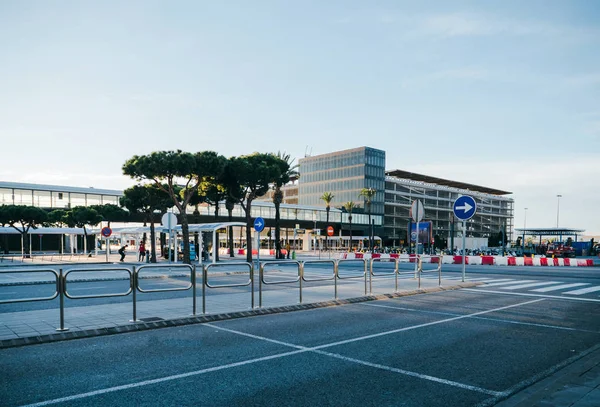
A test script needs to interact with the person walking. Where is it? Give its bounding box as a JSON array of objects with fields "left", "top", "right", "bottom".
[
  {"left": 118, "top": 244, "right": 128, "bottom": 262},
  {"left": 138, "top": 242, "right": 146, "bottom": 262},
  {"left": 285, "top": 241, "right": 291, "bottom": 259}
]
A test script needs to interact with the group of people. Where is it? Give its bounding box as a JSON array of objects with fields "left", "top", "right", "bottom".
[{"left": 117, "top": 242, "right": 150, "bottom": 262}]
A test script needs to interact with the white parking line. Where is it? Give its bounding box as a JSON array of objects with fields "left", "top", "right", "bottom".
[
  {"left": 498, "top": 281, "right": 562, "bottom": 290},
  {"left": 22, "top": 299, "right": 543, "bottom": 406},
  {"left": 563, "top": 286, "right": 600, "bottom": 295},
  {"left": 530, "top": 283, "right": 589, "bottom": 293}
]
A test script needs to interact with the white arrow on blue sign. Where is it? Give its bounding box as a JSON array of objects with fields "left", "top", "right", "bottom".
[
  {"left": 453, "top": 195, "right": 477, "bottom": 221},
  {"left": 253, "top": 217, "right": 265, "bottom": 232}
]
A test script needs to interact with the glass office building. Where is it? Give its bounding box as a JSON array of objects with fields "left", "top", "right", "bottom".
[
  {"left": 384, "top": 170, "right": 514, "bottom": 246},
  {"left": 298, "top": 147, "right": 386, "bottom": 216}
]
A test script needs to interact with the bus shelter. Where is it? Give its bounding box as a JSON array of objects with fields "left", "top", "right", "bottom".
[{"left": 514, "top": 227, "right": 585, "bottom": 246}]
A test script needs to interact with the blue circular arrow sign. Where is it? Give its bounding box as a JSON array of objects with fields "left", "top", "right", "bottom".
[
  {"left": 453, "top": 195, "right": 477, "bottom": 221},
  {"left": 253, "top": 217, "right": 265, "bottom": 233}
]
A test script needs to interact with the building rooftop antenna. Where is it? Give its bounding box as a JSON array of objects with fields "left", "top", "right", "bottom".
[{"left": 304, "top": 145, "right": 313, "bottom": 157}]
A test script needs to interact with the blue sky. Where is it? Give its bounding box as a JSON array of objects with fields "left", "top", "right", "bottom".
[{"left": 1, "top": 1, "right": 599, "bottom": 235}]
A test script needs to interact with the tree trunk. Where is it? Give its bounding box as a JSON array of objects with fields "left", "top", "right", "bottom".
[
  {"left": 228, "top": 208, "right": 234, "bottom": 257},
  {"left": 275, "top": 201, "right": 281, "bottom": 259},
  {"left": 150, "top": 221, "right": 157, "bottom": 263},
  {"left": 22, "top": 232, "right": 30, "bottom": 258},
  {"left": 181, "top": 212, "right": 190, "bottom": 264}
]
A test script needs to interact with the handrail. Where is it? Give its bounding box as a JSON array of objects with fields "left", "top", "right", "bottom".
[{"left": 0, "top": 268, "right": 60, "bottom": 304}]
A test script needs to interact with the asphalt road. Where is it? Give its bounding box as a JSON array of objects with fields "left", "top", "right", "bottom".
[{"left": 2, "top": 286, "right": 600, "bottom": 406}]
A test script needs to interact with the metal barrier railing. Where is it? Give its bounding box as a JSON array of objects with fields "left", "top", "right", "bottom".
[
  {"left": 259, "top": 261, "right": 300, "bottom": 307},
  {"left": 63, "top": 267, "right": 133, "bottom": 328},
  {"left": 417, "top": 255, "right": 443, "bottom": 288},
  {"left": 337, "top": 258, "right": 368, "bottom": 296},
  {"left": 0, "top": 268, "right": 59, "bottom": 304},
  {"left": 136, "top": 264, "right": 195, "bottom": 320},
  {"left": 0, "top": 259, "right": 446, "bottom": 334},
  {"left": 301, "top": 260, "right": 336, "bottom": 299},
  {"left": 203, "top": 262, "right": 253, "bottom": 314},
  {"left": 370, "top": 258, "right": 399, "bottom": 294}
]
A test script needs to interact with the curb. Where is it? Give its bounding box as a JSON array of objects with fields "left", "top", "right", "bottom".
[{"left": 0, "top": 282, "right": 480, "bottom": 349}]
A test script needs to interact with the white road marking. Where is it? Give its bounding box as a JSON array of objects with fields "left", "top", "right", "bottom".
[
  {"left": 362, "top": 303, "right": 599, "bottom": 334},
  {"left": 311, "top": 299, "right": 544, "bottom": 350},
  {"left": 462, "top": 288, "right": 600, "bottom": 303},
  {"left": 531, "top": 283, "right": 590, "bottom": 293},
  {"left": 19, "top": 349, "right": 308, "bottom": 407},
  {"left": 21, "top": 300, "right": 542, "bottom": 406},
  {"left": 482, "top": 280, "right": 535, "bottom": 287},
  {"left": 498, "top": 281, "right": 562, "bottom": 290},
  {"left": 563, "top": 286, "right": 600, "bottom": 295}
]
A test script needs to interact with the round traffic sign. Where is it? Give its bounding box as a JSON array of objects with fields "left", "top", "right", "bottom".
[
  {"left": 411, "top": 200, "right": 424, "bottom": 222},
  {"left": 253, "top": 217, "right": 265, "bottom": 232},
  {"left": 101, "top": 227, "right": 112, "bottom": 238},
  {"left": 453, "top": 195, "right": 477, "bottom": 221},
  {"left": 327, "top": 226, "right": 334, "bottom": 236},
  {"left": 161, "top": 213, "right": 178, "bottom": 229}
]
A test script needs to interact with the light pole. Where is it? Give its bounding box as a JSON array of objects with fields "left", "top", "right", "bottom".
[{"left": 556, "top": 195, "right": 562, "bottom": 227}]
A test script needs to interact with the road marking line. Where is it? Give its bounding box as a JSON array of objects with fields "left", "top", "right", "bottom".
[
  {"left": 361, "top": 303, "right": 599, "bottom": 334},
  {"left": 311, "top": 299, "right": 544, "bottom": 350},
  {"left": 206, "top": 324, "right": 503, "bottom": 396},
  {"left": 461, "top": 288, "right": 600, "bottom": 303},
  {"left": 482, "top": 280, "right": 534, "bottom": 287},
  {"left": 530, "top": 283, "right": 589, "bottom": 292},
  {"left": 311, "top": 349, "right": 504, "bottom": 397},
  {"left": 498, "top": 281, "right": 562, "bottom": 290},
  {"left": 68, "top": 286, "right": 106, "bottom": 291},
  {"left": 18, "top": 349, "right": 309, "bottom": 407},
  {"left": 563, "top": 286, "right": 600, "bottom": 295}
]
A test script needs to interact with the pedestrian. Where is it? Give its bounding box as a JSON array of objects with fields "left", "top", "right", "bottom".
[
  {"left": 118, "top": 244, "right": 128, "bottom": 262},
  {"left": 285, "top": 242, "right": 291, "bottom": 259},
  {"left": 138, "top": 242, "right": 146, "bottom": 262}
]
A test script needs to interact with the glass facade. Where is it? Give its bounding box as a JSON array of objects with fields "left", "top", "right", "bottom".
[
  {"left": 384, "top": 177, "right": 514, "bottom": 246},
  {"left": 0, "top": 182, "right": 123, "bottom": 210},
  {"left": 298, "top": 147, "right": 386, "bottom": 215}
]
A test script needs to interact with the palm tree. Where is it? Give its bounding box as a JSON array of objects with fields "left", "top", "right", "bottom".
[
  {"left": 320, "top": 192, "right": 335, "bottom": 251},
  {"left": 359, "top": 187, "right": 377, "bottom": 251},
  {"left": 273, "top": 152, "right": 299, "bottom": 259},
  {"left": 343, "top": 201, "right": 356, "bottom": 251}
]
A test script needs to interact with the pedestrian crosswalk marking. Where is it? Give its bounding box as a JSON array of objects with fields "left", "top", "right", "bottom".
[
  {"left": 531, "top": 283, "right": 590, "bottom": 293},
  {"left": 499, "top": 281, "right": 562, "bottom": 290},
  {"left": 482, "top": 280, "right": 534, "bottom": 287},
  {"left": 563, "top": 286, "right": 600, "bottom": 295}
]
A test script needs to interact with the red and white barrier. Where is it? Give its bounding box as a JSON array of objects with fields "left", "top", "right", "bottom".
[{"left": 337, "top": 253, "right": 594, "bottom": 266}]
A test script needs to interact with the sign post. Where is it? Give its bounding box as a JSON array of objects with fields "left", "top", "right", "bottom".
[
  {"left": 411, "top": 200, "right": 424, "bottom": 279},
  {"left": 162, "top": 213, "right": 178, "bottom": 264},
  {"left": 254, "top": 217, "right": 265, "bottom": 268},
  {"left": 101, "top": 227, "right": 112, "bottom": 263},
  {"left": 453, "top": 195, "right": 477, "bottom": 282}
]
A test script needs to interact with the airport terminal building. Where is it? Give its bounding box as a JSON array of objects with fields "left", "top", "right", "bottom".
[{"left": 0, "top": 146, "right": 514, "bottom": 250}]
